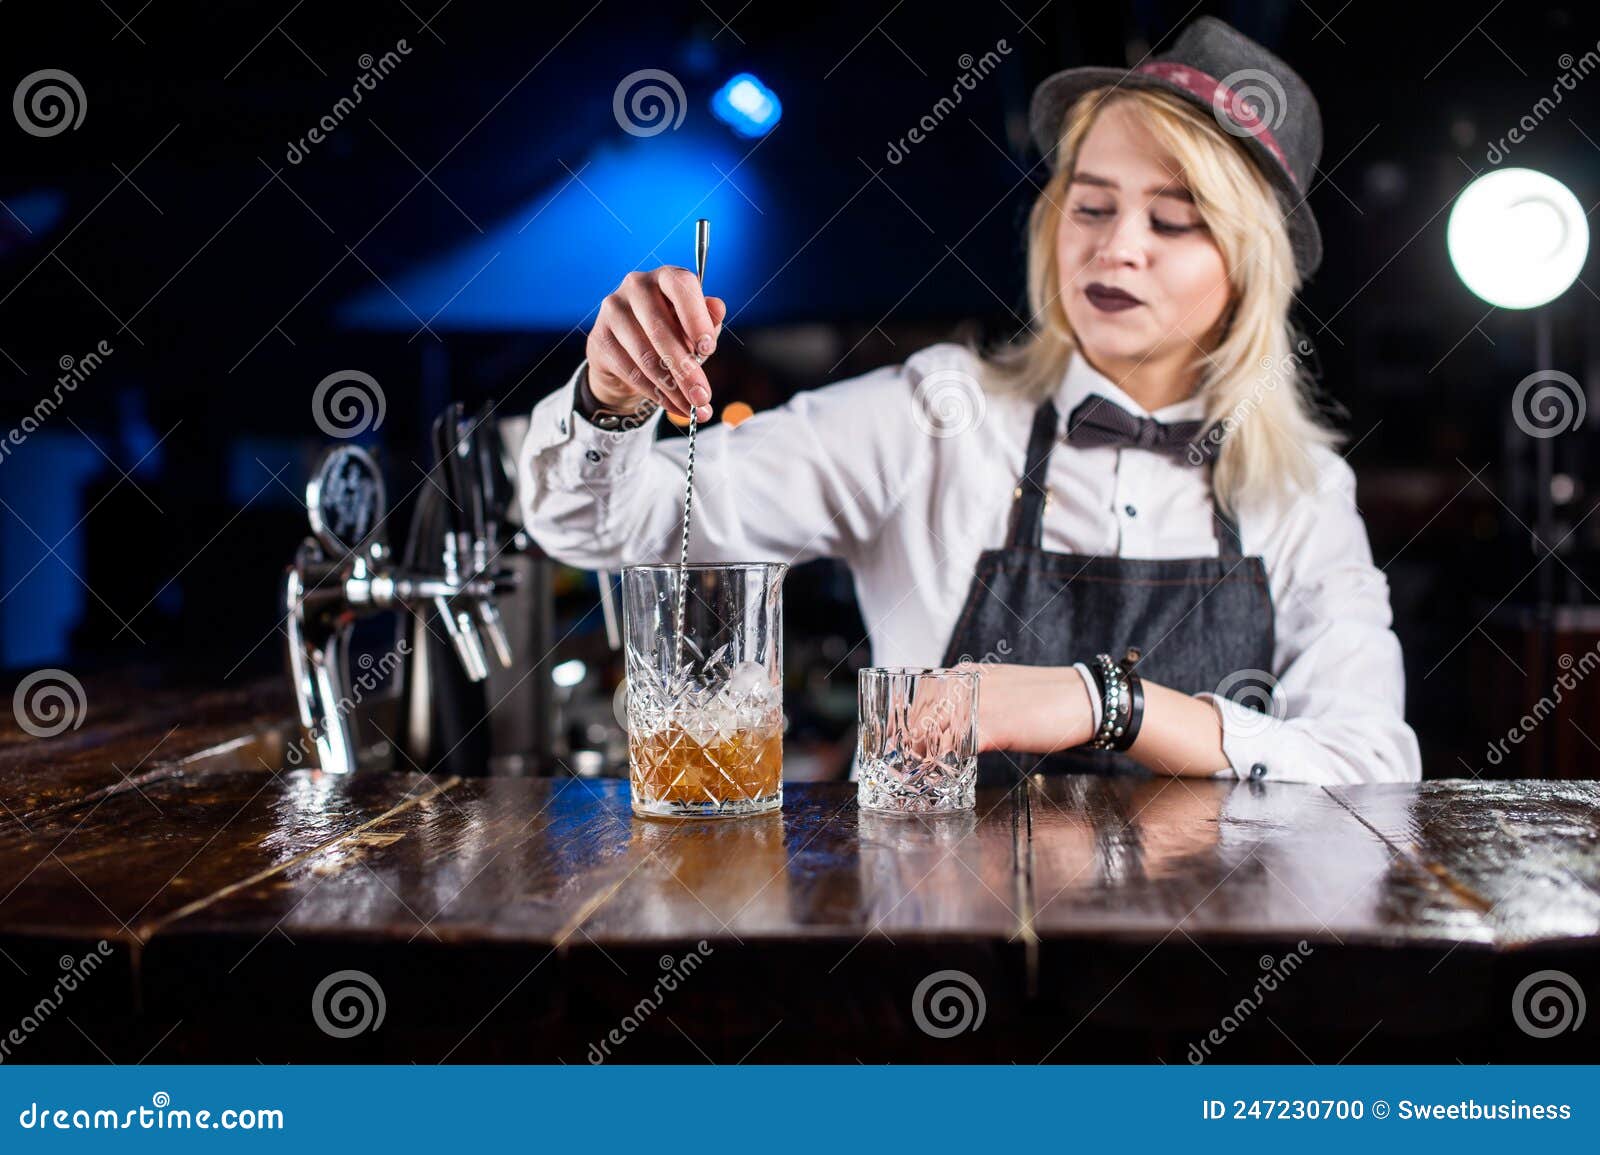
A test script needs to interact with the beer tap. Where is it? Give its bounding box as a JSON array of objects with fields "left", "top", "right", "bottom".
[
  {"left": 283, "top": 408, "right": 521, "bottom": 775},
  {"left": 470, "top": 401, "right": 518, "bottom": 670},
  {"left": 432, "top": 404, "right": 490, "bottom": 681}
]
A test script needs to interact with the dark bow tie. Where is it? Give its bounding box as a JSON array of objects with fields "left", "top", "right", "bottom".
[{"left": 1065, "top": 393, "right": 1214, "bottom": 461}]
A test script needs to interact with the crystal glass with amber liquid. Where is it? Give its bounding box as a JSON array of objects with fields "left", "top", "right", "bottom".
[{"left": 621, "top": 563, "right": 786, "bottom": 818}]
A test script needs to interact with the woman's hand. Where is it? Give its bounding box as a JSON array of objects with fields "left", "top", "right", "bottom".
[
  {"left": 586, "top": 266, "right": 727, "bottom": 422},
  {"left": 959, "top": 662, "right": 1097, "bottom": 755}
]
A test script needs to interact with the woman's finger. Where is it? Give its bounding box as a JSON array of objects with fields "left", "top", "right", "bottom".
[
  {"left": 604, "top": 308, "right": 695, "bottom": 418},
  {"left": 596, "top": 305, "right": 667, "bottom": 392},
  {"left": 623, "top": 280, "right": 712, "bottom": 404},
  {"left": 656, "top": 267, "right": 718, "bottom": 361}
]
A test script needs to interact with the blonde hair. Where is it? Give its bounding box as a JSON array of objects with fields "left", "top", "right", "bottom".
[{"left": 987, "top": 86, "right": 1340, "bottom": 511}]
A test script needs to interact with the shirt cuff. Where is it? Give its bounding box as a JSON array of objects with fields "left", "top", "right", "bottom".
[
  {"left": 1072, "top": 662, "right": 1102, "bottom": 733},
  {"left": 1195, "top": 692, "right": 1274, "bottom": 781},
  {"left": 524, "top": 360, "right": 664, "bottom": 487}
]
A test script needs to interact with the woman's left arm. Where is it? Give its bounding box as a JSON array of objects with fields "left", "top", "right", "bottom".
[
  {"left": 1185, "top": 453, "right": 1422, "bottom": 785},
  {"left": 974, "top": 664, "right": 1233, "bottom": 773},
  {"left": 975, "top": 453, "right": 1423, "bottom": 785}
]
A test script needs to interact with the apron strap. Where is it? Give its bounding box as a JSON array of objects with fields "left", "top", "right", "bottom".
[
  {"left": 1005, "top": 400, "right": 1061, "bottom": 549},
  {"left": 1212, "top": 500, "right": 1244, "bottom": 559},
  {"left": 1006, "top": 397, "right": 1245, "bottom": 557}
]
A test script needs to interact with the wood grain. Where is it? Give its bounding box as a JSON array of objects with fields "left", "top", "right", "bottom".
[
  {"left": 1328, "top": 779, "right": 1600, "bottom": 945},
  {"left": 1025, "top": 775, "right": 1492, "bottom": 947},
  {"left": 1, "top": 677, "right": 1598, "bottom": 1061},
  {"left": 0, "top": 767, "right": 448, "bottom": 944},
  {"left": 0, "top": 678, "right": 292, "bottom": 824}
]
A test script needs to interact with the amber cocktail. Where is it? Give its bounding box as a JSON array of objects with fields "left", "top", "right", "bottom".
[
  {"left": 629, "top": 725, "right": 782, "bottom": 809},
  {"left": 622, "top": 563, "right": 786, "bottom": 818}
]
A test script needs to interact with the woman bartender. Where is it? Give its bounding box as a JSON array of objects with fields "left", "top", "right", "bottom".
[{"left": 518, "top": 16, "right": 1421, "bottom": 786}]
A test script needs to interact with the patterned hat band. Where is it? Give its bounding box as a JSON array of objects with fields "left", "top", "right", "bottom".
[{"left": 1132, "top": 61, "right": 1296, "bottom": 185}]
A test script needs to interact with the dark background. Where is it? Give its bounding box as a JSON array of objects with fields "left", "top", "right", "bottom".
[{"left": 1, "top": 0, "right": 1597, "bottom": 778}]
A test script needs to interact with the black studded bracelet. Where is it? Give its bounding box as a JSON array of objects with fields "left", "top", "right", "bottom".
[{"left": 1084, "top": 650, "right": 1145, "bottom": 752}]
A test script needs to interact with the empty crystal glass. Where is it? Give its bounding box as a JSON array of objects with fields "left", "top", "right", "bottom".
[
  {"left": 621, "top": 563, "right": 786, "bottom": 818},
  {"left": 857, "top": 667, "right": 980, "bottom": 813}
]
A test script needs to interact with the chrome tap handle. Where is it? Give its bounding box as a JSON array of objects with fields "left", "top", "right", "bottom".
[
  {"left": 474, "top": 401, "right": 515, "bottom": 555},
  {"left": 446, "top": 405, "right": 487, "bottom": 553},
  {"left": 433, "top": 592, "right": 489, "bottom": 682},
  {"left": 284, "top": 563, "right": 319, "bottom": 733},
  {"left": 425, "top": 405, "right": 495, "bottom": 682},
  {"left": 307, "top": 625, "right": 360, "bottom": 776},
  {"left": 464, "top": 407, "right": 517, "bottom": 669},
  {"left": 284, "top": 539, "right": 361, "bottom": 776},
  {"left": 447, "top": 404, "right": 515, "bottom": 675},
  {"left": 455, "top": 606, "right": 490, "bottom": 678},
  {"left": 475, "top": 598, "right": 515, "bottom": 669}
]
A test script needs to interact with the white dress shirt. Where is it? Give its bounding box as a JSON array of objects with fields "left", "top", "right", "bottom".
[{"left": 518, "top": 342, "right": 1422, "bottom": 785}]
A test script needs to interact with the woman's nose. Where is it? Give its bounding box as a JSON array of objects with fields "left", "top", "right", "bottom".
[{"left": 1096, "top": 213, "right": 1148, "bottom": 267}]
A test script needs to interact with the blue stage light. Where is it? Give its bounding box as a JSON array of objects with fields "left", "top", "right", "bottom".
[
  {"left": 338, "top": 133, "right": 766, "bottom": 331},
  {"left": 711, "top": 73, "right": 780, "bottom": 138}
]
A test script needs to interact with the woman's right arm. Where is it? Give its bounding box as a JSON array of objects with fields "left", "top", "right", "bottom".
[{"left": 517, "top": 266, "right": 920, "bottom": 570}]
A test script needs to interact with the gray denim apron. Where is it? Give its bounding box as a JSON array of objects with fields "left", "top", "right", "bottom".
[{"left": 939, "top": 398, "right": 1276, "bottom": 784}]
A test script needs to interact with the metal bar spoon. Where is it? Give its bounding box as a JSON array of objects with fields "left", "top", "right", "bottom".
[{"left": 673, "top": 218, "right": 710, "bottom": 668}]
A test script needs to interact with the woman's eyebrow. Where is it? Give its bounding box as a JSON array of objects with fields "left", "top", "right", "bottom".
[{"left": 1071, "top": 170, "right": 1194, "bottom": 202}]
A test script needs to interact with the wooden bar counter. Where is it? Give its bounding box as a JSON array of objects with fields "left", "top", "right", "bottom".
[{"left": 1, "top": 682, "right": 1596, "bottom": 1064}]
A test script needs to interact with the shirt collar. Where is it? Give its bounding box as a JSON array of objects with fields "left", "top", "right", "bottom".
[{"left": 1056, "top": 351, "right": 1208, "bottom": 425}]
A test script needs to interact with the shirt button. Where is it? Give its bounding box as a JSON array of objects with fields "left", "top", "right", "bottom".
[
  {"left": 1124, "top": 504, "right": 1137, "bottom": 518},
  {"left": 1250, "top": 762, "right": 1268, "bottom": 780},
  {"left": 558, "top": 418, "right": 568, "bottom": 434},
  {"left": 585, "top": 448, "right": 602, "bottom": 463}
]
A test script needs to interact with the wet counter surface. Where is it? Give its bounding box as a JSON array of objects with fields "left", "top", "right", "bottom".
[{"left": 1, "top": 683, "right": 1596, "bottom": 1062}]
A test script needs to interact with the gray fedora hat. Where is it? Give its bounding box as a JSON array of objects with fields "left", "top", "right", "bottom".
[{"left": 1030, "top": 15, "right": 1323, "bottom": 277}]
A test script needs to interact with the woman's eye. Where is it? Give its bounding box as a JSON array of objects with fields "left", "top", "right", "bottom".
[
  {"left": 1071, "top": 205, "right": 1114, "bottom": 221},
  {"left": 1151, "top": 218, "right": 1200, "bottom": 236}
]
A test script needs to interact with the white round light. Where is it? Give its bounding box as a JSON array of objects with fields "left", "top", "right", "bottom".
[
  {"left": 552, "top": 659, "right": 587, "bottom": 688},
  {"left": 1447, "top": 168, "right": 1589, "bottom": 309}
]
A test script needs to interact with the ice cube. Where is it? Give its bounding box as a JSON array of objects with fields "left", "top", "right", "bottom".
[
  {"left": 727, "top": 660, "right": 772, "bottom": 700},
  {"left": 682, "top": 710, "right": 719, "bottom": 746}
]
